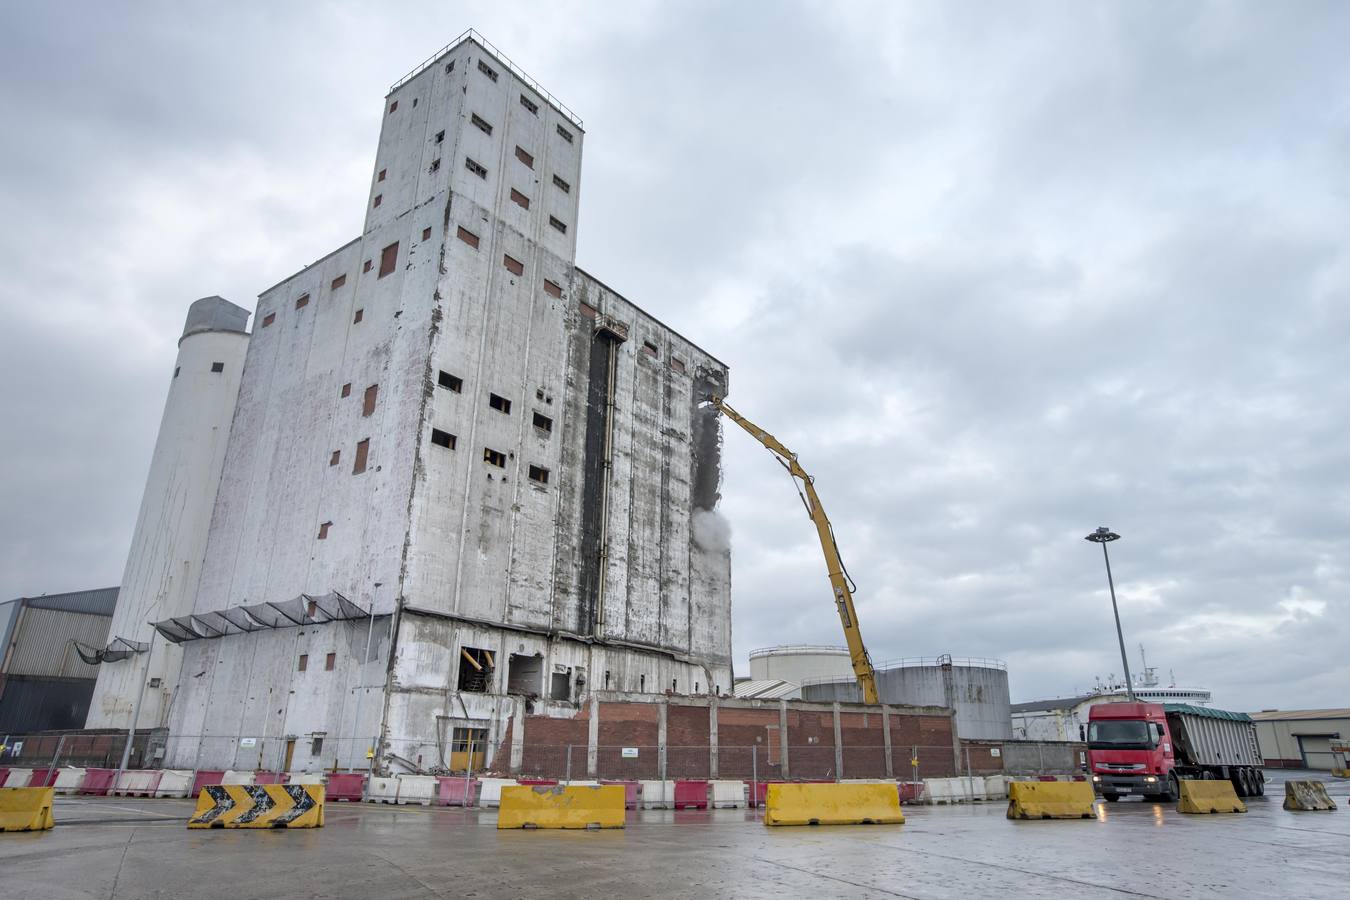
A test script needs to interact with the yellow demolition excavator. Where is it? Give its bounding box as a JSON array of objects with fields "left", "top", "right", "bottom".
[{"left": 707, "top": 396, "right": 880, "bottom": 705}]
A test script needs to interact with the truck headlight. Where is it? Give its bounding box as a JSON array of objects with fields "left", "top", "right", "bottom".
[
  {"left": 1091, "top": 775, "right": 1100, "bottom": 782},
  {"left": 1144, "top": 776, "right": 1157, "bottom": 783}
]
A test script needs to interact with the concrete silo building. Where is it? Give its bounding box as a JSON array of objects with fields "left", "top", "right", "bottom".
[
  {"left": 134, "top": 32, "right": 732, "bottom": 773},
  {"left": 85, "top": 297, "right": 250, "bottom": 732}
]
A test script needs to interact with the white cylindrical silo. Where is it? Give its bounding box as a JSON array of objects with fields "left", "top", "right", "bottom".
[{"left": 85, "top": 297, "right": 250, "bottom": 730}]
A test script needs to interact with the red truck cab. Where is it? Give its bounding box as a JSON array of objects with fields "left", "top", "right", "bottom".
[{"left": 1087, "top": 701, "right": 1178, "bottom": 801}]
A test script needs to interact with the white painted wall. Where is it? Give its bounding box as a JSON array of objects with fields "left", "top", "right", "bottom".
[{"left": 87, "top": 305, "right": 249, "bottom": 729}]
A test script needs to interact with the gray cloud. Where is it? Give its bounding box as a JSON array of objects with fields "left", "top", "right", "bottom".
[{"left": 3, "top": 1, "right": 1347, "bottom": 711}]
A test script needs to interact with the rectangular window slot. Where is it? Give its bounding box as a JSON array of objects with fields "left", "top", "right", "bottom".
[
  {"left": 210, "top": 362, "right": 225, "bottom": 373},
  {"left": 438, "top": 370, "right": 463, "bottom": 392},
  {"left": 519, "top": 94, "right": 539, "bottom": 115},
  {"left": 515, "top": 146, "right": 534, "bottom": 168},
  {"left": 422, "top": 227, "right": 432, "bottom": 241},
  {"left": 457, "top": 647, "right": 495, "bottom": 692},
  {"left": 353, "top": 439, "right": 370, "bottom": 474},
  {"left": 325, "top": 652, "right": 336, "bottom": 671},
  {"left": 388, "top": 100, "right": 398, "bottom": 114},
  {"left": 331, "top": 274, "right": 347, "bottom": 290},
  {"left": 362, "top": 384, "right": 378, "bottom": 417},
  {"left": 483, "top": 447, "right": 506, "bottom": 467},
  {"left": 373, "top": 194, "right": 382, "bottom": 207},
  {"left": 429, "top": 158, "right": 441, "bottom": 172},
  {"left": 548, "top": 216, "right": 567, "bottom": 233},
  {"left": 477, "top": 59, "right": 498, "bottom": 82},
  {"left": 557, "top": 124, "right": 573, "bottom": 143},
  {"left": 465, "top": 157, "right": 488, "bottom": 179},
  {"left": 329, "top": 450, "right": 340, "bottom": 466},
  {"left": 489, "top": 393, "right": 511, "bottom": 414},
  {"left": 552, "top": 174, "right": 570, "bottom": 193},
  {"left": 363, "top": 260, "right": 372, "bottom": 273},
  {"left": 341, "top": 382, "right": 352, "bottom": 398},
  {"left": 431, "top": 428, "right": 456, "bottom": 449},
  {"left": 642, "top": 341, "right": 658, "bottom": 358},
  {"left": 550, "top": 669, "right": 571, "bottom": 702},
  {"left": 353, "top": 308, "right": 363, "bottom": 324},
  {"left": 311, "top": 736, "right": 323, "bottom": 756},
  {"left": 671, "top": 357, "right": 686, "bottom": 374},
  {"left": 579, "top": 301, "right": 598, "bottom": 319},
  {"left": 445, "top": 61, "right": 455, "bottom": 74},
  {"left": 174, "top": 367, "right": 180, "bottom": 378},
  {"left": 317, "top": 522, "right": 332, "bottom": 540},
  {"left": 509, "top": 188, "right": 529, "bottom": 209},
  {"left": 378, "top": 241, "right": 399, "bottom": 277},
  {"left": 435, "top": 129, "right": 445, "bottom": 143},
  {"left": 532, "top": 411, "right": 553, "bottom": 433},
  {"left": 507, "top": 653, "right": 542, "bottom": 695},
  {"left": 503, "top": 254, "right": 524, "bottom": 276},
  {"left": 298, "top": 654, "right": 308, "bottom": 671},
  {"left": 378, "top": 169, "right": 386, "bottom": 182},
  {"left": 457, "top": 226, "right": 480, "bottom": 249},
  {"left": 262, "top": 313, "right": 276, "bottom": 327},
  {"left": 528, "top": 465, "right": 549, "bottom": 485},
  {"left": 543, "top": 279, "right": 562, "bottom": 298},
  {"left": 471, "top": 113, "right": 493, "bottom": 135},
  {"left": 295, "top": 294, "right": 309, "bottom": 309}
]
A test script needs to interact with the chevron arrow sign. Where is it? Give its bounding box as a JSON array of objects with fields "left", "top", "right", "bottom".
[{"left": 187, "top": 784, "right": 325, "bottom": 829}]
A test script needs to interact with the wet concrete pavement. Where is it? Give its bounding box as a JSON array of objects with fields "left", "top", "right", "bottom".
[{"left": 2, "top": 770, "right": 1346, "bottom": 899}]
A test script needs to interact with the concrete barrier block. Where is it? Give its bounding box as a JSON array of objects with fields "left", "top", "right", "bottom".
[
  {"left": 477, "top": 778, "right": 519, "bottom": 808},
  {"left": 437, "top": 776, "right": 477, "bottom": 807},
  {"left": 601, "top": 781, "right": 639, "bottom": 809},
  {"left": 498, "top": 784, "right": 626, "bottom": 829},
  {"left": 325, "top": 773, "right": 366, "bottom": 802},
  {"left": 80, "top": 768, "right": 117, "bottom": 796},
  {"left": 365, "top": 776, "right": 399, "bottom": 803},
  {"left": 0, "top": 787, "right": 56, "bottom": 831},
  {"left": 1283, "top": 780, "right": 1337, "bottom": 811},
  {"left": 963, "top": 776, "right": 988, "bottom": 801},
  {"left": 289, "top": 773, "right": 325, "bottom": 786},
  {"left": 395, "top": 775, "right": 438, "bottom": 806},
  {"left": 155, "top": 770, "right": 194, "bottom": 798},
  {"left": 674, "top": 780, "right": 709, "bottom": 809},
  {"left": 188, "top": 784, "right": 324, "bottom": 829},
  {"left": 1178, "top": 779, "right": 1245, "bottom": 815},
  {"left": 1007, "top": 781, "right": 1097, "bottom": 820},
  {"left": 639, "top": 780, "right": 673, "bottom": 809},
  {"left": 983, "top": 775, "right": 1010, "bottom": 800},
  {"left": 221, "top": 770, "right": 255, "bottom": 786},
  {"left": 764, "top": 783, "right": 904, "bottom": 826},
  {"left": 52, "top": 768, "right": 88, "bottom": 795},
  {"left": 922, "top": 777, "right": 964, "bottom": 804},
  {"left": 710, "top": 780, "right": 746, "bottom": 808}
]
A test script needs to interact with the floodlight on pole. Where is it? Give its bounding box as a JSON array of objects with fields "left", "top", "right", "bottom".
[{"left": 1085, "top": 526, "right": 1135, "bottom": 702}]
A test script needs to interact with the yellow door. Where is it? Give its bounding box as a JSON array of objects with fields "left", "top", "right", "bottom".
[{"left": 283, "top": 739, "right": 296, "bottom": 772}]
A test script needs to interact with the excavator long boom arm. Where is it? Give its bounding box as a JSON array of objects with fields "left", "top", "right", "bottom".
[{"left": 709, "top": 396, "right": 879, "bottom": 704}]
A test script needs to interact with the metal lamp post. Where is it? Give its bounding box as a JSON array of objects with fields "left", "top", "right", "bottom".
[{"left": 1084, "top": 526, "right": 1135, "bottom": 702}]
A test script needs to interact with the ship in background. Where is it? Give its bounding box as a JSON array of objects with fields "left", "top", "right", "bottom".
[{"left": 1010, "top": 647, "right": 1211, "bottom": 742}]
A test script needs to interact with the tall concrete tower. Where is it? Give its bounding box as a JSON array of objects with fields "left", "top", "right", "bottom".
[{"left": 86, "top": 297, "right": 250, "bottom": 730}]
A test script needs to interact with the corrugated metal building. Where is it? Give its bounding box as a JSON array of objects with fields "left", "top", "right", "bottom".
[
  {"left": 1250, "top": 708, "right": 1350, "bottom": 770},
  {"left": 0, "top": 587, "right": 118, "bottom": 732}
]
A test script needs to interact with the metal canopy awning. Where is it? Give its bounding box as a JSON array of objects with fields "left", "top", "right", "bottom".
[
  {"left": 73, "top": 636, "right": 150, "bottom": 665},
  {"left": 151, "top": 591, "right": 370, "bottom": 644}
]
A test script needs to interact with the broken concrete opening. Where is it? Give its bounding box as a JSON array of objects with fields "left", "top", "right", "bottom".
[
  {"left": 550, "top": 669, "right": 571, "bottom": 702},
  {"left": 507, "top": 653, "right": 542, "bottom": 695},
  {"left": 457, "top": 647, "right": 495, "bottom": 692}
]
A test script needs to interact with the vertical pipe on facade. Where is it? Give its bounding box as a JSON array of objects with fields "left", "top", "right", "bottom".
[{"left": 593, "top": 338, "right": 618, "bottom": 635}]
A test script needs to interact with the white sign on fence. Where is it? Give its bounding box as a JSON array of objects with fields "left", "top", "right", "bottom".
[
  {"left": 240, "top": 738, "right": 257, "bottom": 748},
  {"left": 990, "top": 748, "right": 1001, "bottom": 757},
  {"left": 621, "top": 747, "right": 639, "bottom": 758}
]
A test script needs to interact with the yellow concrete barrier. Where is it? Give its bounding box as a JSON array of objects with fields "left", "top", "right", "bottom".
[
  {"left": 187, "top": 784, "right": 324, "bottom": 829},
  {"left": 497, "top": 784, "right": 625, "bottom": 829},
  {"left": 1283, "top": 780, "right": 1337, "bottom": 811},
  {"left": 762, "top": 783, "right": 904, "bottom": 826},
  {"left": 0, "top": 787, "right": 56, "bottom": 832},
  {"left": 1006, "top": 781, "right": 1097, "bottom": 820},
  {"left": 1177, "top": 779, "right": 1245, "bottom": 815}
]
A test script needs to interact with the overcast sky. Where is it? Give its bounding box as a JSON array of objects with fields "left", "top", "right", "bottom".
[{"left": 3, "top": 2, "right": 1347, "bottom": 711}]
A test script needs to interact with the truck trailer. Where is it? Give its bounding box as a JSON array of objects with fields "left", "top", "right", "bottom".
[{"left": 1087, "top": 701, "right": 1264, "bottom": 801}]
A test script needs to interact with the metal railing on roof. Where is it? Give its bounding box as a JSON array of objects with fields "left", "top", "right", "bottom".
[
  {"left": 796, "top": 656, "right": 1009, "bottom": 689},
  {"left": 388, "top": 28, "right": 584, "bottom": 130}
]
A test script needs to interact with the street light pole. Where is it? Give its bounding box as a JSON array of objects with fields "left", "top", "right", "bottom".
[{"left": 1085, "top": 526, "right": 1135, "bottom": 702}]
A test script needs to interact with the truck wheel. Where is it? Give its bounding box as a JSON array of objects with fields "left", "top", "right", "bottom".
[
  {"left": 1254, "top": 770, "right": 1266, "bottom": 797},
  {"left": 1103, "top": 793, "right": 1119, "bottom": 802},
  {"left": 1163, "top": 773, "right": 1179, "bottom": 801},
  {"left": 1232, "top": 771, "right": 1248, "bottom": 797}
]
